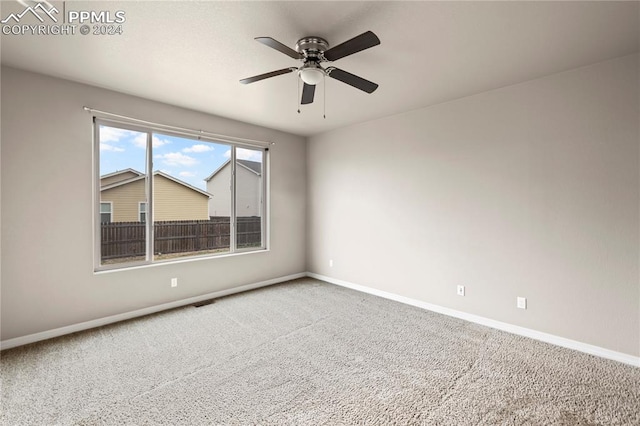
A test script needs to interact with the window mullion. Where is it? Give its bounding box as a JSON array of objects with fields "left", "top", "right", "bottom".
[
  {"left": 230, "top": 146, "right": 237, "bottom": 253},
  {"left": 262, "top": 149, "right": 268, "bottom": 249},
  {"left": 146, "top": 132, "right": 154, "bottom": 262}
]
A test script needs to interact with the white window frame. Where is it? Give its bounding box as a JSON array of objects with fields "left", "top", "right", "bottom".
[
  {"left": 138, "top": 202, "right": 147, "bottom": 223},
  {"left": 99, "top": 201, "right": 113, "bottom": 223},
  {"left": 94, "top": 117, "right": 270, "bottom": 272}
]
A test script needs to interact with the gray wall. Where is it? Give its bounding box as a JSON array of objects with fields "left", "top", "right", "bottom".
[
  {"left": 3, "top": 54, "right": 639, "bottom": 358},
  {"left": 1, "top": 66, "right": 306, "bottom": 341},
  {"left": 307, "top": 54, "right": 639, "bottom": 357}
]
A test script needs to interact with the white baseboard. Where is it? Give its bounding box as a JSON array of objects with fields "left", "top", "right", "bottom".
[
  {"left": 0, "top": 272, "right": 306, "bottom": 351},
  {"left": 307, "top": 272, "right": 640, "bottom": 368},
  {"left": 5, "top": 271, "right": 638, "bottom": 368}
]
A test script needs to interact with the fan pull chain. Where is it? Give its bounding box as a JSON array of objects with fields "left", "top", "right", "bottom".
[
  {"left": 297, "top": 78, "right": 301, "bottom": 114},
  {"left": 323, "top": 74, "right": 326, "bottom": 119}
]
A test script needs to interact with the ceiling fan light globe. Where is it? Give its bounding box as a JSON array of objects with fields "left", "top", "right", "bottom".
[{"left": 299, "top": 68, "right": 324, "bottom": 85}]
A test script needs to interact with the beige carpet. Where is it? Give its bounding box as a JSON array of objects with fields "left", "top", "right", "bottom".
[{"left": 1, "top": 278, "right": 639, "bottom": 425}]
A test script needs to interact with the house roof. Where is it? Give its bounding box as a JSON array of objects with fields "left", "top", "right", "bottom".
[
  {"left": 100, "top": 170, "right": 212, "bottom": 198},
  {"left": 238, "top": 159, "right": 262, "bottom": 175},
  {"left": 204, "top": 159, "right": 262, "bottom": 182},
  {"left": 100, "top": 168, "right": 144, "bottom": 182}
]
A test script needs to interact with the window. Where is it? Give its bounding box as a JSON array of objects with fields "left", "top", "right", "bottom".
[
  {"left": 139, "top": 202, "right": 147, "bottom": 222},
  {"left": 235, "top": 148, "right": 264, "bottom": 249},
  {"left": 95, "top": 119, "right": 268, "bottom": 270},
  {"left": 100, "top": 202, "right": 112, "bottom": 223}
]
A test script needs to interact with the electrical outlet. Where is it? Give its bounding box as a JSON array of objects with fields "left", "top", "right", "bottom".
[
  {"left": 517, "top": 297, "right": 526, "bottom": 309},
  {"left": 457, "top": 285, "right": 465, "bottom": 296},
  {"left": 329, "top": 259, "right": 333, "bottom": 268},
  {"left": 171, "top": 278, "right": 178, "bottom": 288}
]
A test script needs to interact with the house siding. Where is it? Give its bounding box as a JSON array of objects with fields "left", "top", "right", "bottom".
[
  {"left": 153, "top": 175, "right": 209, "bottom": 221},
  {"left": 236, "top": 165, "right": 261, "bottom": 217},
  {"left": 207, "top": 163, "right": 261, "bottom": 217},
  {"left": 101, "top": 178, "right": 146, "bottom": 222},
  {"left": 100, "top": 175, "right": 209, "bottom": 222},
  {"left": 207, "top": 163, "right": 231, "bottom": 217}
]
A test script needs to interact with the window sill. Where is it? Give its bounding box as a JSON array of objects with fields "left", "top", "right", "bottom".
[{"left": 93, "top": 247, "right": 269, "bottom": 274}]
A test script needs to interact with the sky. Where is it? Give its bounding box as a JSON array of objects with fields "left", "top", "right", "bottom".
[{"left": 99, "top": 125, "right": 262, "bottom": 191}]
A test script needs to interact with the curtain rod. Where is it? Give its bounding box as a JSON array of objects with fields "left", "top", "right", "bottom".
[{"left": 83, "top": 106, "right": 274, "bottom": 148}]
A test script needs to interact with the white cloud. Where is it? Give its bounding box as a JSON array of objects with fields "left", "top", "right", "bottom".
[
  {"left": 223, "top": 148, "right": 262, "bottom": 161},
  {"left": 132, "top": 134, "right": 171, "bottom": 149},
  {"left": 179, "top": 171, "right": 196, "bottom": 178},
  {"left": 100, "top": 143, "right": 125, "bottom": 152},
  {"left": 156, "top": 152, "right": 198, "bottom": 167},
  {"left": 237, "top": 148, "right": 263, "bottom": 161},
  {"left": 132, "top": 134, "right": 147, "bottom": 148},
  {"left": 183, "top": 144, "right": 213, "bottom": 153},
  {"left": 153, "top": 136, "right": 170, "bottom": 148},
  {"left": 100, "top": 126, "right": 136, "bottom": 143}
]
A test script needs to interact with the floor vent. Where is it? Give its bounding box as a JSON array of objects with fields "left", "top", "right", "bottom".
[{"left": 193, "top": 299, "right": 216, "bottom": 308}]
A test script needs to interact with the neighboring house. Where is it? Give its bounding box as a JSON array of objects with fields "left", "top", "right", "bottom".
[
  {"left": 100, "top": 168, "right": 143, "bottom": 186},
  {"left": 205, "top": 159, "right": 262, "bottom": 217},
  {"left": 100, "top": 170, "right": 212, "bottom": 222}
]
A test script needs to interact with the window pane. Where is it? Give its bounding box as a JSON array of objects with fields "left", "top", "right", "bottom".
[
  {"left": 95, "top": 120, "right": 269, "bottom": 270},
  {"left": 99, "top": 125, "right": 147, "bottom": 266},
  {"left": 235, "top": 148, "right": 263, "bottom": 249},
  {"left": 152, "top": 133, "right": 230, "bottom": 261}
]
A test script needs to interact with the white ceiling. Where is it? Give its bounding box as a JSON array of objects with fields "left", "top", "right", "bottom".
[{"left": 1, "top": 1, "right": 638, "bottom": 137}]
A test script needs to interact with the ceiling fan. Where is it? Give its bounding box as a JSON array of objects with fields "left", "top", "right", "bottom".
[{"left": 240, "top": 31, "right": 380, "bottom": 105}]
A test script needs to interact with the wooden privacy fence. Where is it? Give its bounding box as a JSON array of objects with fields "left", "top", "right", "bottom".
[{"left": 101, "top": 217, "right": 261, "bottom": 260}]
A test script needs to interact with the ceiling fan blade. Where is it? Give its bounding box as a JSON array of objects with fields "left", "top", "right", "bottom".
[
  {"left": 255, "top": 37, "right": 302, "bottom": 60},
  {"left": 240, "top": 68, "right": 296, "bottom": 84},
  {"left": 323, "top": 31, "right": 380, "bottom": 62},
  {"left": 301, "top": 83, "right": 315, "bottom": 105},
  {"left": 326, "top": 67, "right": 378, "bottom": 94}
]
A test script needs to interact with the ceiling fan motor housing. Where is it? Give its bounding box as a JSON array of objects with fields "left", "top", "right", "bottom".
[{"left": 295, "top": 37, "right": 329, "bottom": 61}]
